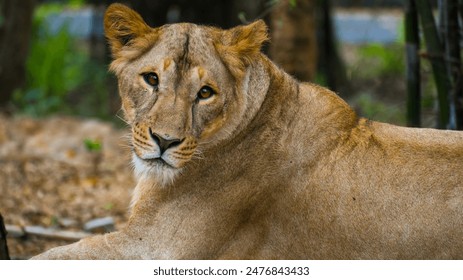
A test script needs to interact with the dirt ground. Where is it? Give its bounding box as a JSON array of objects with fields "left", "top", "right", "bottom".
[{"left": 0, "top": 115, "right": 134, "bottom": 259}]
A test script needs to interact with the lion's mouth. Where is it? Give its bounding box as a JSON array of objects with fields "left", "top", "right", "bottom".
[
  {"left": 134, "top": 152, "right": 177, "bottom": 169},
  {"left": 132, "top": 152, "right": 181, "bottom": 186},
  {"left": 144, "top": 157, "right": 175, "bottom": 168}
]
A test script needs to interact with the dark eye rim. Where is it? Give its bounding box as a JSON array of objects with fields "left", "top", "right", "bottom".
[
  {"left": 197, "top": 86, "right": 215, "bottom": 100},
  {"left": 142, "top": 72, "right": 159, "bottom": 88}
]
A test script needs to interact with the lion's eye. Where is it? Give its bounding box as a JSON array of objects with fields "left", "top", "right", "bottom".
[
  {"left": 197, "top": 86, "right": 215, "bottom": 100},
  {"left": 142, "top": 72, "right": 159, "bottom": 88}
]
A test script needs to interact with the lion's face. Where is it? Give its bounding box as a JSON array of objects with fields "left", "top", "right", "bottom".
[
  {"left": 119, "top": 26, "right": 237, "bottom": 179},
  {"left": 104, "top": 4, "right": 268, "bottom": 183}
]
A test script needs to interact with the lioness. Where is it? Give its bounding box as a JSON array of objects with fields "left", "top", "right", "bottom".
[{"left": 33, "top": 4, "right": 463, "bottom": 259}]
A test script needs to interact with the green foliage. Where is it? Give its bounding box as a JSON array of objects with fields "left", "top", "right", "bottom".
[
  {"left": 396, "top": 18, "right": 406, "bottom": 44},
  {"left": 103, "top": 202, "right": 114, "bottom": 211},
  {"left": 422, "top": 72, "right": 437, "bottom": 109},
  {"left": 14, "top": 3, "right": 109, "bottom": 118},
  {"left": 68, "top": 0, "right": 86, "bottom": 8},
  {"left": 354, "top": 93, "right": 405, "bottom": 125},
  {"left": 418, "top": 59, "right": 437, "bottom": 110},
  {"left": 49, "top": 216, "right": 59, "bottom": 226},
  {"left": 15, "top": 27, "right": 77, "bottom": 115},
  {"left": 266, "top": 0, "right": 297, "bottom": 9},
  {"left": 314, "top": 73, "right": 327, "bottom": 87},
  {"left": 356, "top": 43, "right": 405, "bottom": 78},
  {"left": 289, "top": 0, "right": 297, "bottom": 9},
  {"left": 422, "top": 87, "right": 435, "bottom": 109},
  {"left": 84, "top": 139, "right": 102, "bottom": 152}
]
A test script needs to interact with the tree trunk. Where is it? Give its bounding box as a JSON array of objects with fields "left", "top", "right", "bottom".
[
  {"left": 459, "top": 0, "right": 463, "bottom": 24},
  {"left": 0, "top": 0, "right": 36, "bottom": 109},
  {"left": 316, "top": 0, "right": 351, "bottom": 97},
  {"left": 416, "top": 0, "right": 451, "bottom": 128},
  {"left": 441, "top": 0, "right": 462, "bottom": 129},
  {"left": 269, "top": 0, "right": 317, "bottom": 82},
  {"left": 405, "top": 0, "right": 421, "bottom": 127}
]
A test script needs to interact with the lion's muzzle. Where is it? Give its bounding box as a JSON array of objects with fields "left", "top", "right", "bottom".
[
  {"left": 148, "top": 128, "right": 184, "bottom": 155},
  {"left": 132, "top": 122, "right": 198, "bottom": 172}
]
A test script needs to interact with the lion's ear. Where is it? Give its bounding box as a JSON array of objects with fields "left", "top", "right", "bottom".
[
  {"left": 104, "top": 3, "right": 152, "bottom": 57},
  {"left": 224, "top": 20, "right": 269, "bottom": 58},
  {"left": 216, "top": 20, "right": 269, "bottom": 77}
]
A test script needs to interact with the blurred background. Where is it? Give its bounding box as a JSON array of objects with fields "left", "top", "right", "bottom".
[
  {"left": 0, "top": 0, "right": 462, "bottom": 259},
  {"left": 3, "top": 0, "right": 461, "bottom": 126}
]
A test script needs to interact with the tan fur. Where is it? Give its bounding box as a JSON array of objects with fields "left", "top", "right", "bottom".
[{"left": 33, "top": 4, "right": 463, "bottom": 260}]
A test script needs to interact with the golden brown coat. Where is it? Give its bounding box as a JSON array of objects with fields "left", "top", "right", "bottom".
[{"left": 33, "top": 4, "right": 463, "bottom": 259}]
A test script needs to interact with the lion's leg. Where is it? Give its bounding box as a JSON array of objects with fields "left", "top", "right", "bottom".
[{"left": 31, "top": 231, "right": 130, "bottom": 260}]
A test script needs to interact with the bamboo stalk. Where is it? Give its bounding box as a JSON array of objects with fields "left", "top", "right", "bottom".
[
  {"left": 316, "top": 0, "right": 351, "bottom": 97},
  {"left": 416, "top": 0, "right": 451, "bottom": 128},
  {"left": 459, "top": 0, "right": 463, "bottom": 23},
  {"left": 405, "top": 0, "right": 421, "bottom": 127},
  {"left": 442, "top": 0, "right": 462, "bottom": 129}
]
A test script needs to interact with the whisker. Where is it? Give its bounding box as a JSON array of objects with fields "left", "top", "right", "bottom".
[{"left": 115, "top": 110, "right": 131, "bottom": 127}]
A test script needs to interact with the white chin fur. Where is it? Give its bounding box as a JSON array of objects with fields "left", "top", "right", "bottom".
[
  {"left": 130, "top": 153, "right": 180, "bottom": 210},
  {"left": 131, "top": 153, "right": 179, "bottom": 187}
]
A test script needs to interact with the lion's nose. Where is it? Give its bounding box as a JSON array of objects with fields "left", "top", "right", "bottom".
[{"left": 149, "top": 128, "right": 184, "bottom": 154}]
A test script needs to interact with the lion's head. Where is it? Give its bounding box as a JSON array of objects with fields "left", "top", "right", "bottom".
[{"left": 104, "top": 4, "right": 269, "bottom": 184}]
